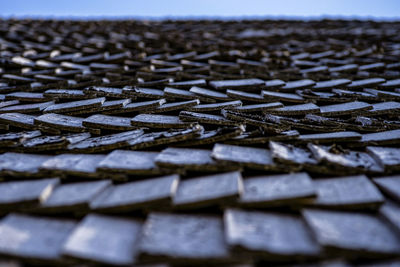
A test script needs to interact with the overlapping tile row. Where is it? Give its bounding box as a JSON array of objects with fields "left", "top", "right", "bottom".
[{"left": 0, "top": 18, "right": 400, "bottom": 266}]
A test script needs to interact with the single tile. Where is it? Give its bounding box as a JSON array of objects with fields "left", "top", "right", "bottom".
[
  {"left": 83, "top": 86, "right": 123, "bottom": 97},
  {"left": 164, "top": 87, "right": 216, "bottom": 102},
  {"left": 373, "top": 175, "right": 400, "bottom": 202},
  {"left": 380, "top": 201, "right": 400, "bottom": 234},
  {"left": 21, "top": 132, "right": 90, "bottom": 152},
  {"left": 239, "top": 173, "right": 315, "bottom": 207},
  {"left": 168, "top": 79, "right": 207, "bottom": 88},
  {"left": 108, "top": 99, "right": 165, "bottom": 114},
  {"left": 366, "top": 102, "right": 400, "bottom": 116},
  {"left": 90, "top": 175, "right": 179, "bottom": 212},
  {"left": 261, "top": 90, "right": 305, "bottom": 103},
  {"left": 311, "top": 175, "right": 384, "bottom": 209},
  {"left": 150, "top": 99, "right": 200, "bottom": 113},
  {"left": 299, "top": 131, "right": 361, "bottom": 143},
  {"left": 0, "top": 213, "right": 76, "bottom": 264},
  {"left": 0, "top": 101, "right": 54, "bottom": 114},
  {"left": 155, "top": 147, "right": 238, "bottom": 172},
  {"left": 189, "top": 86, "right": 230, "bottom": 101},
  {"left": 320, "top": 101, "right": 372, "bottom": 116},
  {"left": 34, "top": 113, "right": 87, "bottom": 133},
  {"left": 83, "top": 114, "right": 137, "bottom": 131},
  {"left": 264, "top": 79, "right": 285, "bottom": 89},
  {"left": 347, "top": 78, "right": 386, "bottom": 89},
  {"left": 62, "top": 214, "right": 142, "bottom": 266},
  {"left": 0, "top": 152, "right": 51, "bottom": 176},
  {"left": 173, "top": 171, "right": 242, "bottom": 209},
  {"left": 68, "top": 130, "right": 144, "bottom": 153},
  {"left": 224, "top": 209, "right": 320, "bottom": 259},
  {"left": 40, "top": 153, "right": 106, "bottom": 178},
  {"left": 209, "top": 78, "right": 265, "bottom": 90},
  {"left": 131, "top": 114, "right": 195, "bottom": 128},
  {"left": 268, "top": 103, "right": 320, "bottom": 116},
  {"left": 0, "top": 130, "right": 41, "bottom": 147},
  {"left": 39, "top": 180, "right": 111, "bottom": 213},
  {"left": 188, "top": 100, "right": 242, "bottom": 112},
  {"left": 0, "top": 178, "right": 59, "bottom": 212},
  {"left": 270, "top": 141, "right": 318, "bottom": 166},
  {"left": 279, "top": 79, "right": 316, "bottom": 92},
  {"left": 226, "top": 89, "right": 266, "bottom": 102},
  {"left": 180, "top": 111, "right": 237, "bottom": 126},
  {"left": 5, "top": 92, "right": 50, "bottom": 102},
  {"left": 97, "top": 150, "right": 164, "bottom": 175},
  {"left": 360, "top": 129, "right": 400, "bottom": 146},
  {"left": 138, "top": 213, "right": 231, "bottom": 264},
  {"left": 232, "top": 102, "right": 283, "bottom": 112},
  {"left": 123, "top": 87, "right": 165, "bottom": 99},
  {"left": 312, "top": 79, "right": 351, "bottom": 90},
  {"left": 367, "top": 146, "right": 400, "bottom": 172},
  {"left": 308, "top": 144, "right": 383, "bottom": 174},
  {"left": 302, "top": 209, "right": 400, "bottom": 257},
  {"left": 43, "top": 97, "right": 105, "bottom": 114}
]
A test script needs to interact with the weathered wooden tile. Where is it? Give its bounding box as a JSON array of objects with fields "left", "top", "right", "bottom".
[
  {"left": 0, "top": 178, "right": 59, "bottom": 212},
  {"left": 302, "top": 209, "right": 400, "bottom": 257},
  {"left": 21, "top": 132, "right": 91, "bottom": 152},
  {"left": 265, "top": 79, "right": 285, "bottom": 89},
  {"left": 365, "top": 102, "right": 400, "bottom": 116},
  {"left": 63, "top": 99, "right": 131, "bottom": 115},
  {"left": 40, "top": 153, "right": 106, "bottom": 178},
  {"left": 299, "top": 131, "right": 362, "bottom": 143},
  {"left": 278, "top": 79, "right": 315, "bottom": 92},
  {"left": 360, "top": 129, "right": 400, "bottom": 146},
  {"left": 0, "top": 113, "right": 36, "bottom": 130},
  {"left": 0, "top": 101, "right": 54, "bottom": 114},
  {"left": 379, "top": 201, "right": 400, "bottom": 234},
  {"left": 155, "top": 147, "right": 239, "bottom": 172},
  {"left": 62, "top": 214, "right": 142, "bottom": 266},
  {"left": 367, "top": 146, "right": 400, "bottom": 172},
  {"left": 320, "top": 101, "right": 372, "bottom": 116},
  {"left": 0, "top": 213, "right": 76, "bottom": 264},
  {"left": 239, "top": 173, "right": 315, "bottom": 207},
  {"left": 378, "top": 78, "right": 400, "bottom": 89},
  {"left": 226, "top": 89, "right": 266, "bottom": 102},
  {"left": 128, "top": 125, "right": 203, "bottom": 150},
  {"left": 97, "top": 150, "right": 164, "bottom": 175},
  {"left": 189, "top": 86, "right": 230, "bottom": 101},
  {"left": 150, "top": 99, "right": 200, "bottom": 113},
  {"left": 107, "top": 99, "right": 165, "bottom": 114},
  {"left": 164, "top": 87, "right": 215, "bottom": 102},
  {"left": 270, "top": 141, "right": 318, "bottom": 166},
  {"left": 5, "top": 92, "right": 51, "bottom": 102},
  {"left": 180, "top": 111, "right": 237, "bottom": 126},
  {"left": 312, "top": 79, "right": 351, "bottom": 90},
  {"left": 123, "top": 87, "right": 165, "bottom": 99},
  {"left": 209, "top": 78, "right": 265, "bottom": 91},
  {"left": 310, "top": 175, "right": 384, "bottom": 209},
  {"left": 138, "top": 213, "right": 232, "bottom": 264},
  {"left": 0, "top": 130, "right": 41, "bottom": 147},
  {"left": 175, "top": 126, "right": 244, "bottom": 147},
  {"left": 173, "top": 171, "right": 242, "bottom": 209},
  {"left": 373, "top": 175, "right": 400, "bottom": 202},
  {"left": 308, "top": 144, "right": 383, "bottom": 174},
  {"left": 43, "top": 97, "right": 105, "bottom": 114},
  {"left": 90, "top": 175, "right": 179, "bottom": 212},
  {"left": 224, "top": 209, "right": 320, "bottom": 259},
  {"left": 232, "top": 102, "right": 283, "bottom": 113},
  {"left": 43, "top": 89, "right": 87, "bottom": 100},
  {"left": 211, "top": 143, "right": 280, "bottom": 171},
  {"left": 34, "top": 113, "right": 87, "bottom": 133},
  {"left": 68, "top": 130, "right": 144, "bottom": 153},
  {"left": 268, "top": 103, "right": 320, "bottom": 115},
  {"left": 261, "top": 90, "right": 306, "bottom": 103},
  {"left": 0, "top": 100, "right": 20, "bottom": 109},
  {"left": 83, "top": 114, "right": 137, "bottom": 131},
  {"left": 188, "top": 100, "right": 242, "bottom": 112},
  {"left": 38, "top": 180, "right": 111, "bottom": 213},
  {"left": 83, "top": 86, "right": 123, "bottom": 97},
  {"left": 168, "top": 79, "right": 207, "bottom": 88},
  {"left": 347, "top": 78, "right": 386, "bottom": 89},
  {"left": 131, "top": 114, "right": 195, "bottom": 128},
  {"left": 0, "top": 152, "right": 51, "bottom": 176}
]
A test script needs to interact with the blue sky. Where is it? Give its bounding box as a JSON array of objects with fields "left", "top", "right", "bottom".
[{"left": 1, "top": 0, "right": 399, "bottom": 19}]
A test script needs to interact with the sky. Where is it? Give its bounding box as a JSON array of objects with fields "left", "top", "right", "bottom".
[{"left": 0, "top": 0, "right": 399, "bottom": 20}]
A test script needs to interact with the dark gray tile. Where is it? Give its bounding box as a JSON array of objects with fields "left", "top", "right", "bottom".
[
  {"left": 83, "top": 114, "right": 137, "bottom": 131},
  {"left": 211, "top": 143, "right": 280, "bottom": 171},
  {"left": 261, "top": 90, "right": 306, "bottom": 103},
  {"left": 320, "top": 101, "right": 372, "bottom": 116},
  {"left": 0, "top": 213, "right": 76, "bottom": 264},
  {"left": 138, "top": 213, "right": 232, "bottom": 264},
  {"left": 312, "top": 79, "right": 351, "bottom": 90},
  {"left": 373, "top": 175, "right": 400, "bottom": 202},
  {"left": 299, "top": 131, "right": 361, "bottom": 143},
  {"left": 0, "top": 113, "right": 36, "bottom": 130},
  {"left": 0, "top": 101, "right": 54, "bottom": 114},
  {"left": 347, "top": 78, "right": 386, "bottom": 89},
  {"left": 270, "top": 141, "right": 318, "bottom": 166},
  {"left": 39, "top": 180, "right": 111, "bottom": 213},
  {"left": 380, "top": 201, "right": 400, "bottom": 234},
  {"left": 209, "top": 78, "right": 265, "bottom": 90},
  {"left": 0, "top": 130, "right": 41, "bottom": 147},
  {"left": 311, "top": 175, "right": 384, "bottom": 209},
  {"left": 34, "top": 113, "right": 88, "bottom": 133},
  {"left": 232, "top": 102, "right": 283, "bottom": 112},
  {"left": 302, "top": 209, "right": 400, "bottom": 257},
  {"left": 279, "top": 79, "right": 315, "bottom": 92},
  {"left": 360, "top": 130, "right": 400, "bottom": 146},
  {"left": 224, "top": 209, "right": 320, "bottom": 259},
  {"left": 43, "top": 97, "right": 105, "bottom": 114},
  {"left": 0, "top": 152, "right": 51, "bottom": 177},
  {"left": 90, "top": 175, "right": 179, "bottom": 212},
  {"left": 97, "top": 150, "right": 164, "bottom": 175},
  {"left": 131, "top": 114, "right": 195, "bottom": 128},
  {"left": 0, "top": 178, "right": 59, "bottom": 212},
  {"left": 240, "top": 173, "right": 315, "bottom": 207},
  {"left": 62, "top": 214, "right": 142, "bottom": 266},
  {"left": 189, "top": 86, "right": 230, "bottom": 101},
  {"left": 180, "top": 111, "right": 238, "bottom": 126},
  {"left": 188, "top": 100, "right": 242, "bottom": 112},
  {"left": 268, "top": 103, "right": 320, "bottom": 116},
  {"left": 40, "top": 153, "right": 106, "bottom": 178},
  {"left": 367, "top": 146, "right": 400, "bottom": 172},
  {"left": 173, "top": 171, "right": 242, "bottom": 209}
]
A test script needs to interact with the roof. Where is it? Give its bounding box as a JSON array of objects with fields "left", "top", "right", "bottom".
[{"left": 0, "top": 18, "right": 400, "bottom": 266}]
